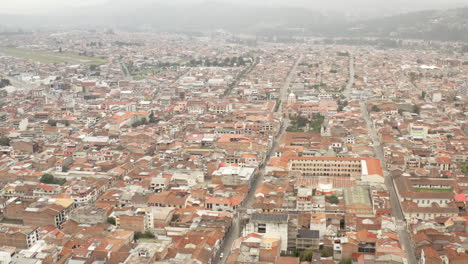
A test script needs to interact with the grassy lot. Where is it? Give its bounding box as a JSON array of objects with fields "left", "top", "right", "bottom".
[
  {"left": 0, "top": 47, "right": 107, "bottom": 65},
  {"left": 413, "top": 188, "right": 453, "bottom": 193}
]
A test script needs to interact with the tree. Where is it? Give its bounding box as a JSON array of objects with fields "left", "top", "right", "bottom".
[
  {"left": 134, "top": 231, "right": 155, "bottom": 240},
  {"left": 462, "top": 163, "right": 468, "bottom": 176},
  {"left": 295, "top": 116, "right": 309, "bottom": 127},
  {"left": 320, "top": 247, "right": 333, "bottom": 257},
  {"left": 337, "top": 100, "right": 348, "bottom": 112},
  {"left": 132, "top": 118, "right": 148, "bottom": 127},
  {"left": 143, "top": 231, "right": 155, "bottom": 238},
  {"left": 0, "top": 137, "right": 10, "bottom": 146},
  {"left": 40, "top": 174, "right": 54, "bottom": 184},
  {"left": 48, "top": 120, "right": 58, "bottom": 127},
  {"left": 371, "top": 105, "right": 381, "bottom": 112},
  {"left": 107, "top": 217, "right": 116, "bottom": 225},
  {"left": 299, "top": 249, "right": 315, "bottom": 261},
  {"left": 326, "top": 195, "right": 339, "bottom": 204},
  {"left": 134, "top": 231, "right": 143, "bottom": 240},
  {"left": 40, "top": 174, "right": 67, "bottom": 185},
  {"left": 339, "top": 259, "right": 352, "bottom": 264},
  {"left": 149, "top": 112, "right": 159, "bottom": 123},
  {"left": 412, "top": 105, "right": 420, "bottom": 114},
  {"left": 0, "top": 79, "right": 11, "bottom": 88}
]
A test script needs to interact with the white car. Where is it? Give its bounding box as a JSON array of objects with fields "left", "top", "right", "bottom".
[{"left": 220, "top": 253, "right": 224, "bottom": 259}]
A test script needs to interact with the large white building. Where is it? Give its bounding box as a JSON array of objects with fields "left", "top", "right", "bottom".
[
  {"left": 243, "top": 213, "right": 289, "bottom": 252},
  {"left": 213, "top": 166, "right": 256, "bottom": 186},
  {"left": 288, "top": 157, "right": 384, "bottom": 183}
]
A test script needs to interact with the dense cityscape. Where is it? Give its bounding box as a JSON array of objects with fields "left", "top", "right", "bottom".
[{"left": 0, "top": 19, "right": 467, "bottom": 264}]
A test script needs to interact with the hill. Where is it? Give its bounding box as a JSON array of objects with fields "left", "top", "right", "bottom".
[{"left": 345, "top": 7, "right": 468, "bottom": 42}]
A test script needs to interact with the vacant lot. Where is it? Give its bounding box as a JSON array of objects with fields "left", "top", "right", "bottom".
[{"left": 0, "top": 47, "right": 107, "bottom": 65}]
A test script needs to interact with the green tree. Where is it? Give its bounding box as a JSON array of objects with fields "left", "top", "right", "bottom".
[
  {"left": 134, "top": 231, "right": 155, "bottom": 240},
  {"left": 149, "top": 112, "right": 159, "bottom": 123},
  {"left": 412, "top": 105, "right": 421, "bottom": 114},
  {"left": 371, "top": 105, "right": 380, "bottom": 112},
  {"left": 274, "top": 99, "right": 281, "bottom": 112},
  {"left": 40, "top": 174, "right": 54, "bottom": 184},
  {"left": 0, "top": 79, "right": 11, "bottom": 88},
  {"left": 143, "top": 230, "right": 155, "bottom": 238},
  {"left": 48, "top": 120, "right": 58, "bottom": 127},
  {"left": 320, "top": 247, "right": 333, "bottom": 257},
  {"left": 40, "top": 174, "right": 67, "bottom": 185},
  {"left": 134, "top": 231, "right": 143, "bottom": 240},
  {"left": 299, "top": 249, "right": 315, "bottom": 261},
  {"left": 339, "top": 259, "right": 352, "bottom": 264},
  {"left": 132, "top": 118, "right": 148, "bottom": 127},
  {"left": 462, "top": 163, "right": 468, "bottom": 176},
  {"left": 295, "top": 116, "right": 309, "bottom": 127},
  {"left": 421, "top": 91, "right": 426, "bottom": 99},
  {"left": 0, "top": 137, "right": 10, "bottom": 146},
  {"left": 107, "top": 217, "right": 116, "bottom": 225},
  {"left": 326, "top": 195, "right": 339, "bottom": 204}
]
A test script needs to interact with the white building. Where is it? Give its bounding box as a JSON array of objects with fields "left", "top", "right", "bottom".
[
  {"left": 213, "top": 166, "right": 255, "bottom": 186},
  {"left": 243, "top": 213, "right": 289, "bottom": 252}
]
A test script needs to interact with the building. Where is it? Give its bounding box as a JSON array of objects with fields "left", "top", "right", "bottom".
[
  {"left": 344, "top": 186, "right": 374, "bottom": 217},
  {"left": 309, "top": 213, "right": 326, "bottom": 238},
  {"left": 68, "top": 206, "right": 107, "bottom": 225},
  {"left": 0, "top": 224, "right": 39, "bottom": 249},
  {"left": 295, "top": 230, "right": 320, "bottom": 250},
  {"left": 243, "top": 213, "right": 289, "bottom": 252},
  {"left": 22, "top": 198, "right": 75, "bottom": 227},
  {"left": 213, "top": 166, "right": 256, "bottom": 186},
  {"left": 409, "top": 123, "right": 429, "bottom": 141},
  {"left": 288, "top": 157, "right": 383, "bottom": 183}
]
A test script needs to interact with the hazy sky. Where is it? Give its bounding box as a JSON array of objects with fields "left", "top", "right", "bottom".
[{"left": 2, "top": 0, "right": 466, "bottom": 14}]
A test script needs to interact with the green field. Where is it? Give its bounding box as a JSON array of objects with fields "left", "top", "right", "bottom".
[
  {"left": 0, "top": 47, "right": 107, "bottom": 65},
  {"left": 413, "top": 188, "right": 453, "bottom": 193}
]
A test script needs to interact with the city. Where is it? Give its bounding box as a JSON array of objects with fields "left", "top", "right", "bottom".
[{"left": 0, "top": 2, "right": 467, "bottom": 264}]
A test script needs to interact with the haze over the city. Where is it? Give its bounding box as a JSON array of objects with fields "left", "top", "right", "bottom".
[
  {"left": 2, "top": 0, "right": 466, "bottom": 16},
  {"left": 0, "top": 1, "right": 467, "bottom": 264}
]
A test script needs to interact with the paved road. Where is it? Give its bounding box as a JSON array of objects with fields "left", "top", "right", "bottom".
[
  {"left": 343, "top": 56, "right": 355, "bottom": 100},
  {"left": 214, "top": 54, "right": 301, "bottom": 264},
  {"left": 348, "top": 54, "right": 416, "bottom": 263},
  {"left": 223, "top": 56, "right": 259, "bottom": 98},
  {"left": 278, "top": 54, "right": 303, "bottom": 113},
  {"left": 119, "top": 61, "right": 132, "bottom": 81},
  {"left": 4, "top": 76, "right": 36, "bottom": 91},
  {"left": 359, "top": 101, "right": 417, "bottom": 264}
]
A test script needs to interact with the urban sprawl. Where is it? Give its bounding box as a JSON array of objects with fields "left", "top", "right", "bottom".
[{"left": 0, "top": 31, "right": 467, "bottom": 264}]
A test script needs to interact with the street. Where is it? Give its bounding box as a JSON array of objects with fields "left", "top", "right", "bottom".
[
  {"left": 214, "top": 54, "right": 301, "bottom": 264},
  {"left": 343, "top": 55, "right": 355, "bottom": 100},
  {"left": 359, "top": 99, "right": 417, "bottom": 264},
  {"left": 343, "top": 53, "right": 417, "bottom": 263}
]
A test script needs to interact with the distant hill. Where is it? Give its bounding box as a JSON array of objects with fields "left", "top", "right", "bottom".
[
  {"left": 343, "top": 7, "right": 468, "bottom": 42},
  {"left": 0, "top": 3, "right": 467, "bottom": 42},
  {"left": 0, "top": 2, "right": 332, "bottom": 33}
]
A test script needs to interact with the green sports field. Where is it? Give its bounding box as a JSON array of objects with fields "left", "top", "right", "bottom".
[{"left": 0, "top": 47, "right": 107, "bottom": 65}]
